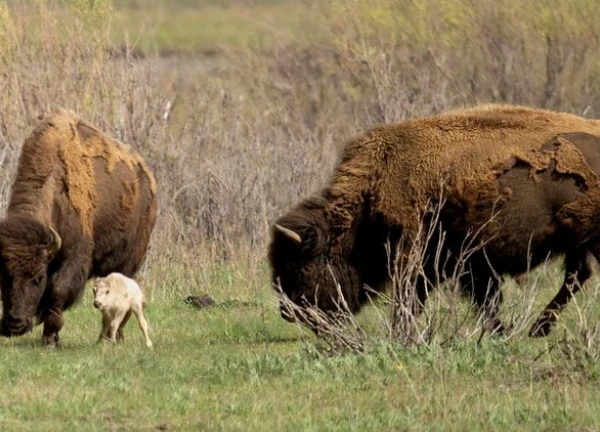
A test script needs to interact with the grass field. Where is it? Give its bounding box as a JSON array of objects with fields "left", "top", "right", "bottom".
[
  {"left": 112, "top": 1, "right": 326, "bottom": 54},
  {"left": 0, "top": 265, "right": 600, "bottom": 430},
  {"left": 3, "top": 0, "right": 600, "bottom": 430}
]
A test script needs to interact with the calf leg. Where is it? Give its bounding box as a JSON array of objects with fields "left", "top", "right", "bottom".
[
  {"left": 117, "top": 311, "right": 132, "bottom": 342},
  {"left": 108, "top": 309, "right": 128, "bottom": 343},
  {"left": 132, "top": 305, "right": 153, "bottom": 349},
  {"left": 529, "top": 250, "right": 591, "bottom": 338},
  {"left": 98, "top": 313, "right": 113, "bottom": 343}
]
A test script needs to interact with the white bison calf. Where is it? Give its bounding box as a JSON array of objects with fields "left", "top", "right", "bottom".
[{"left": 92, "top": 273, "right": 153, "bottom": 349}]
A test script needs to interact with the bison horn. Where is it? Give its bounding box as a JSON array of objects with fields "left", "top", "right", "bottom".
[
  {"left": 47, "top": 226, "right": 62, "bottom": 253},
  {"left": 275, "top": 224, "right": 302, "bottom": 245}
]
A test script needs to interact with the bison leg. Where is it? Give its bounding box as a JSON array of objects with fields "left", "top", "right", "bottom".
[
  {"left": 409, "top": 274, "right": 435, "bottom": 317},
  {"left": 529, "top": 251, "right": 591, "bottom": 338},
  {"left": 398, "top": 244, "right": 440, "bottom": 317},
  {"left": 42, "top": 308, "right": 64, "bottom": 347},
  {"left": 43, "top": 254, "right": 91, "bottom": 345},
  {"left": 461, "top": 264, "right": 504, "bottom": 335}
]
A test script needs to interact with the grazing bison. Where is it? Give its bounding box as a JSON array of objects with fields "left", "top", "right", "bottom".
[
  {"left": 0, "top": 107, "right": 157, "bottom": 346},
  {"left": 270, "top": 105, "right": 600, "bottom": 337}
]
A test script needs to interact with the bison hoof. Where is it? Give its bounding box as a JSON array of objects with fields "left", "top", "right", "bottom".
[
  {"left": 529, "top": 320, "right": 554, "bottom": 338},
  {"left": 43, "top": 333, "right": 60, "bottom": 347},
  {"left": 489, "top": 323, "right": 505, "bottom": 337},
  {"left": 482, "top": 318, "right": 505, "bottom": 336}
]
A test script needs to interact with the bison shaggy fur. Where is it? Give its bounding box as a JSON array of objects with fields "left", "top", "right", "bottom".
[
  {"left": 270, "top": 105, "right": 600, "bottom": 337},
  {"left": 0, "top": 107, "right": 157, "bottom": 345}
]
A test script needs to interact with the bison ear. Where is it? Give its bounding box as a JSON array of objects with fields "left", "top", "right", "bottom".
[
  {"left": 274, "top": 223, "right": 326, "bottom": 256},
  {"left": 45, "top": 226, "right": 62, "bottom": 255}
]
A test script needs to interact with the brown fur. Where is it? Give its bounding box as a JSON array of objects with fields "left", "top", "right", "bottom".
[
  {"left": 0, "top": 107, "right": 158, "bottom": 345},
  {"left": 270, "top": 105, "right": 600, "bottom": 337}
]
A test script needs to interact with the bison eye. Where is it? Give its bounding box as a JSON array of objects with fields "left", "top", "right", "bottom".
[{"left": 31, "top": 274, "right": 44, "bottom": 286}]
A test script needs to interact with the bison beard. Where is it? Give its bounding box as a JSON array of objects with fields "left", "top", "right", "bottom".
[
  {"left": 270, "top": 105, "right": 600, "bottom": 338},
  {"left": 0, "top": 217, "right": 62, "bottom": 336},
  {"left": 0, "top": 107, "right": 157, "bottom": 346}
]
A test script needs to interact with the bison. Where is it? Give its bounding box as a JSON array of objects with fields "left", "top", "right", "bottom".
[
  {"left": 270, "top": 105, "right": 600, "bottom": 337},
  {"left": 93, "top": 273, "right": 152, "bottom": 349},
  {"left": 0, "top": 107, "right": 157, "bottom": 346}
]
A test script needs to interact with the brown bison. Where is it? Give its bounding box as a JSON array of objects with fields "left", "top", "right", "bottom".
[
  {"left": 0, "top": 107, "right": 157, "bottom": 346},
  {"left": 270, "top": 105, "right": 600, "bottom": 337}
]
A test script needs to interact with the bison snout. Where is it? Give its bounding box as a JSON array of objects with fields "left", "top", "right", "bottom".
[
  {"left": 0, "top": 317, "right": 33, "bottom": 337},
  {"left": 93, "top": 300, "right": 101, "bottom": 309}
]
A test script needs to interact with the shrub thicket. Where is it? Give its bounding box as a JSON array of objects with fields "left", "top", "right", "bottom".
[{"left": 2, "top": 0, "right": 600, "bottom": 282}]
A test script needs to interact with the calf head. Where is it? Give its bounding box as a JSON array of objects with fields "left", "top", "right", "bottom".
[
  {"left": 0, "top": 217, "right": 61, "bottom": 336},
  {"left": 269, "top": 201, "right": 363, "bottom": 324},
  {"left": 92, "top": 278, "right": 116, "bottom": 311}
]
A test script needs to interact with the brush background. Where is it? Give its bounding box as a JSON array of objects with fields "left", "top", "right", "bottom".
[{"left": 1, "top": 1, "right": 600, "bottom": 430}]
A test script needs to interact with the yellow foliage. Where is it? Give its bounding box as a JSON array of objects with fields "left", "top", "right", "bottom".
[
  {"left": 69, "top": 0, "right": 116, "bottom": 23},
  {"left": 326, "top": 0, "right": 600, "bottom": 54},
  {"left": 0, "top": 2, "right": 15, "bottom": 51}
]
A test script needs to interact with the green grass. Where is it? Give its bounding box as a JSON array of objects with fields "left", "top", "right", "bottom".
[
  {"left": 1, "top": 262, "right": 600, "bottom": 430},
  {"left": 113, "top": 1, "right": 326, "bottom": 54}
]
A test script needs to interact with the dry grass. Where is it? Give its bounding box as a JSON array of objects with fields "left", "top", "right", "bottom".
[
  {"left": 3, "top": 0, "right": 600, "bottom": 279},
  {"left": 0, "top": 0, "right": 600, "bottom": 309},
  {"left": 275, "top": 278, "right": 368, "bottom": 354}
]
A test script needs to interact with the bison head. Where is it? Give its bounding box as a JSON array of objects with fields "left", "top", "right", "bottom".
[
  {"left": 0, "top": 217, "right": 61, "bottom": 336},
  {"left": 269, "top": 207, "right": 363, "bottom": 325}
]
